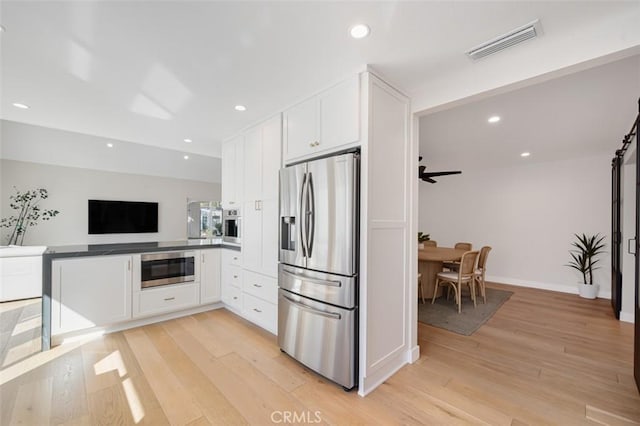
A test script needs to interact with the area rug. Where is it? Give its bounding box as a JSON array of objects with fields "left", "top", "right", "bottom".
[{"left": 418, "top": 287, "right": 513, "bottom": 335}]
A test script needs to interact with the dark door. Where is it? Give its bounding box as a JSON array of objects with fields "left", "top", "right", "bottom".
[
  {"left": 634, "top": 100, "right": 640, "bottom": 393},
  {"left": 612, "top": 155, "right": 622, "bottom": 319}
]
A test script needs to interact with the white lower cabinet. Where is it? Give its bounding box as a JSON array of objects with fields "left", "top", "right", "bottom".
[
  {"left": 221, "top": 248, "right": 277, "bottom": 334},
  {"left": 221, "top": 248, "right": 243, "bottom": 309},
  {"left": 241, "top": 270, "right": 278, "bottom": 333},
  {"left": 200, "top": 249, "right": 221, "bottom": 304},
  {"left": 242, "top": 293, "right": 277, "bottom": 334},
  {"left": 52, "top": 255, "right": 133, "bottom": 335},
  {"left": 135, "top": 282, "right": 200, "bottom": 318},
  {"left": 242, "top": 270, "right": 277, "bottom": 304},
  {"left": 222, "top": 283, "right": 242, "bottom": 311}
]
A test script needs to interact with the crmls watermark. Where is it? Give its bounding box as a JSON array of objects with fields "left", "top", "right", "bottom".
[{"left": 270, "top": 410, "right": 322, "bottom": 424}]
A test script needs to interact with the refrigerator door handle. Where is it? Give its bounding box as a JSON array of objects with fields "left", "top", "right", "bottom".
[
  {"left": 300, "top": 172, "right": 308, "bottom": 258},
  {"left": 282, "top": 294, "right": 342, "bottom": 320},
  {"left": 307, "top": 172, "right": 315, "bottom": 257},
  {"left": 281, "top": 268, "right": 342, "bottom": 287}
]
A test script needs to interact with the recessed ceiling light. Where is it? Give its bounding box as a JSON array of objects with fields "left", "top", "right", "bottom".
[
  {"left": 521, "top": 152, "right": 531, "bottom": 157},
  {"left": 183, "top": 155, "right": 189, "bottom": 160},
  {"left": 234, "top": 105, "right": 246, "bottom": 111},
  {"left": 106, "top": 143, "right": 113, "bottom": 148},
  {"left": 184, "top": 138, "right": 192, "bottom": 143},
  {"left": 488, "top": 116, "right": 501, "bottom": 123},
  {"left": 0, "top": 25, "right": 6, "bottom": 33},
  {"left": 12, "top": 103, "right": 29, "bottom": 109},
  {"left": 350, "top": 24, "right": 370, "bottom": 39}
]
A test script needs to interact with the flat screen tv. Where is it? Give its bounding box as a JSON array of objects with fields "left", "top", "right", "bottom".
[{"left": 88, "top": 200, "right": 158, "bottom": 234}]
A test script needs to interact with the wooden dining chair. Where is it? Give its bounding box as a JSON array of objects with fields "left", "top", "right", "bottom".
[
  {"left": 443, "top": 242, "right": 473, "bottom": 271},
  {"left": 432, "top": 250, "right": 479, "bottom": 313},
  {"left": 418, "top": 273, "right": 424, "bottom": 303},
  {"left": 474, "top": 246, "right": 492, "bottom": 304}
]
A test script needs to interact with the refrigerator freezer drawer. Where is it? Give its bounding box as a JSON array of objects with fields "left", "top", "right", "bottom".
[
  {"left": 279, "top": 264, "right": 356, "bottom": 309},
  {"left": 278, "top": 289, "right": 356, "bottom": 389}
]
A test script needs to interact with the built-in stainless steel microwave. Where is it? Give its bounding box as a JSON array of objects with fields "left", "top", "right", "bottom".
[
  {"left": 140, "top": 251, "right": 195, "bottom": 288},
  {"left": 223, "top": 209, "right": 241, "bottom": 244}
]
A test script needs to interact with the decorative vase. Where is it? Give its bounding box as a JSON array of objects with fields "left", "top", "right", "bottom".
[{"left": 577, "top": 283, "right": 599, "bottom": 299}]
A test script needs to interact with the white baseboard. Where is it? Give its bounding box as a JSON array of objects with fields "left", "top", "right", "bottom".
[
  {"left": 407, "top": 345, "right": 420, "bottom": 364},
  {"left": 620, "top": 311, "right": 635, "bottom": 323},
  {"left": 358, "top": 349, "right": 408, "bottom": 397},
  {"left": 52, "top": 302, "right": 224, "bottom": 346},
  {"left": 486, "top": 275, "right": 612, "bottom": 300}
]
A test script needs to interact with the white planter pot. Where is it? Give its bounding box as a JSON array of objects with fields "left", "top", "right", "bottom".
[
  {"left": 418, "top": 243, "right": 425, "bottom": 250},
  {"left": 577, "top": 283, "right": 599, "bottom": 299}
]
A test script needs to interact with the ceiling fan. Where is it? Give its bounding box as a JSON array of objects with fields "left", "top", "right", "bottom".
[{"left": 418, "top": 156, "right": 462, "bottom": 183}]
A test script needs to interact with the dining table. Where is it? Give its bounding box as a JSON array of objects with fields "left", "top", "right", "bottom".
[{"left": 418, "top": 246, "right": 467, "bottom": 299}]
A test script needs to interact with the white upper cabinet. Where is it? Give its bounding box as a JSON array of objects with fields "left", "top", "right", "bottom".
[
  {"left": 242, "top": 115, "right": 282, "bottom": 277},
  {"left": 283, "top": 96, "right": 318, "bottom": 161},
  {"left": 243, "top": 126, "right": 262, "bottom": 203},
  {"left": 283, "top": 75, "right": 360, "bottom": 163},
  {"left": 221, "top": 135, "right": 244, "bottom": 209}
]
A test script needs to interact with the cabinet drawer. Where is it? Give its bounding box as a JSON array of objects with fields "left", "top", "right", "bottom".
[
  {"left": 136, "top": 283, "right": 199, "bottom": 318},
  {"left": 222, "top": 284, "right": 242, "bottom": 311},
  {"left": 242, "top": 293, "right": 277, "bottom": 333},
  {"left": 223, "top": 265, "right": 242, "bottom": 289},
  {"left": 242, "top": 270, "right": 277, "bottom": 304},
  {"left": 222, "top": 250, "right": 242, "bottom": 266}
]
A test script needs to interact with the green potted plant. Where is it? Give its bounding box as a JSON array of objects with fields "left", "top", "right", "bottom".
[
  {"left": 566, "top": 233, "right": 606, "bottom": 299},
  {"left": 418, "top": 232, "right": 430, "bottom": 249},
  {"left": 1, "top": 187, "right": 60, "bottom": 246}
]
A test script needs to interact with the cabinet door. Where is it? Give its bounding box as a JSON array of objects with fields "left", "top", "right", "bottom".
[
  {"left": 262, "top": 115, "right": 282, "bottom": 200},
  {"left": 261, "top": 198, "right": 279, "bottom": 277},
  {"left": 200, "top": 249, "right": 221, "bottom": 304},
  {"left": 52, "top": 255, "right": 132, "bottom": 335},
  {"left": 319, "top": 75, "right": 360, "bottom": 151},
  {"left": 243, "top": 127, "right": 262, "bottom": 203},
  {"left": 221, "top": 140, "right": 235, "bottom": 208},
  {"left": 284, "top": 96, "right": 318, "bottom": 162},
  {"left": 233, "top": 136, "right": 244, "bottom": 207},
  {"left": 242, "top": 200, "right": 262, "bottom": 272}
]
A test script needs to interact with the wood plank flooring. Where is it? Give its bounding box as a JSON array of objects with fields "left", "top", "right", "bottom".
[
  {"left": 0, "top": 298, "right": 42, "bottom": 369},
  {"left": 1, "top": 283, "right": 639, "bottom": 425}
]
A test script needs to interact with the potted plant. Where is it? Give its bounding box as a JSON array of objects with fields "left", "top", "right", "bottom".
[
  {"left": 1, "top": 187, "right": 60, "bottom": 246},
  {"left": 566, "top": 233, "right": 606, "bottom": 299},
  {"left": 418, "top": 232, "right": 430, "bottom": 249}
]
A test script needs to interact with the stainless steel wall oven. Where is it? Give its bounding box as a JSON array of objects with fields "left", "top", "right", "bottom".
[
  {"left": 223, "top": 209, "right": 241, "bottom": 244},
  {"left": 141, "top": 251, "right": 195, "bottom": 288}
]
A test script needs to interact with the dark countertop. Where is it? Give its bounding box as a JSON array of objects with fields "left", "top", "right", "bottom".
[{"left": 44, "top": 238, "right": 241, "bottom": 259}]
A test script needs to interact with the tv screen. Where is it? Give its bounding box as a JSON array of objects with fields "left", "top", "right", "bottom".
[{"left": 88, "top": 200, "right": 158, "bottom": 234}]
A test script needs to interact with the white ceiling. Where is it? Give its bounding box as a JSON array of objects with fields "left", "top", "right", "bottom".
[
  {"left": 1, "top": 1, "right": 639, "bottom": 158},
  {"left": 419, "top": 54, "right": 640, "bottom": 172}
]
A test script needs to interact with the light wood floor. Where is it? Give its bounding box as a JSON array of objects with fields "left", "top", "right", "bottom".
[
  {"left": 1, "top": 283, "right": 639, "bottom": 425},
  {"left": 0, "top": 298, "right": 42, "bottom": 370}
]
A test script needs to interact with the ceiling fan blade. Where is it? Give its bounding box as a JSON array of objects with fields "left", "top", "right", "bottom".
[
  {"left": 422, "top": 170, "right": 462, "bottom": 177},
  {"left": 421, "top": 176, "right": 437, "bottom": 183},
  {"left": 418, "top": 165, "right": 426, "bottom": 175}
]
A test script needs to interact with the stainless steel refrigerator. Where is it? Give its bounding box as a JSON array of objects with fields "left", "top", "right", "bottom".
[{"left": 278, "top": 152, "right": 359, "bottom": 390}]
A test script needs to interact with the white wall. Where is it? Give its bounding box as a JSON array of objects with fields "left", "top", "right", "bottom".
[
  {"left": 0, "top": 120, "right": 221, "bottom": 246},
  {"left": 419, "top": 153, "right": 612, "bottom": 297},
  {"left": 1, "top": 159, "right": 220, "bottom": 246}
]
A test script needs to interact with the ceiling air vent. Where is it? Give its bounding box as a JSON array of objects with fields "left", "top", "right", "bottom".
[{"left": 466, "top": 19, "right": 542, "bottom": 60}]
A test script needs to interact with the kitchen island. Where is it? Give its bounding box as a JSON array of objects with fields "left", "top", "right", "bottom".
[{"left": 42, "top": 239, "right": 240, "bottom": 350}]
